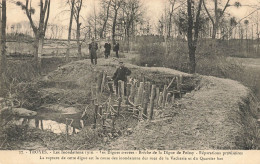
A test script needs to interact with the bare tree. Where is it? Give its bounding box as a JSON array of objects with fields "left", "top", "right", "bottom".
[
  {"left": 0, "top": 0, "right": 7, "bottom": 95},
  {"left": 203, "top": 0, "right": 230, "bottom": 39},
  {"left": 66, "top": 0, "right": 75, "bottom": 61},
  {"left": 100, "top": 0, "right": 112, "bottom": 38},
  {"left": 73, "top": 0, "right": 83, "bottom": 58},
  {"left": 244, "top": 19, "right": 249, "bottom": 54},
  {"left": 168, "top": 0, "right": 176, "bottom": 38},
  {"left": 111, "top": 0, "right": 123, "bottom": 45},
  {"left": 16, "top": 0, "right": 51, "bottom": 72},
  {"left": 187, "top": 0, "right": 203, "bottom": 73},
  {"left": 229, "top": 17, "right": 237, "bottom": 39},
  {"left": 122, "top": 0, "right": 143, "bottom": 51}
]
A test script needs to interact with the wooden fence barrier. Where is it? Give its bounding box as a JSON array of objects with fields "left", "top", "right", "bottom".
[{"left": 90, "top": 72, "right": 184, "bottom": 132}]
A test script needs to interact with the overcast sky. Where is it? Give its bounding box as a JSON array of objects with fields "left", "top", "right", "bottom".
[{"left": 6, "top": 0, "right": 260, "bottom": 32}]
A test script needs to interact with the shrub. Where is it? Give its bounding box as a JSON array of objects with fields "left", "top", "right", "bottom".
[{"left": 136, "top": 41, "right": 165, "bottom": 67}]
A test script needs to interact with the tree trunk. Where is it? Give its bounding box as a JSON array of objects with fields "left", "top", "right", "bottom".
[
  {"left": 126, "top": 23, "right": 131, "bottom": 52},
  {"left": 187, "top": 0, "right": 195, "bottom": 73},
  {"left": 100, "top": 0, "right": 111, "bottom": 38},
  {"left": 0, "top": 0, "right": 7, "bottom": 95},
  {"left": 38, "top": 37, "right": 44, "bottom": 71},
  {"left": 188, "top": 47, "right": 196, "bottom": 73},
  {"left": 187, "top": 0, "right": 202, "bottom": 74},
  {"left": 66, "top": 0, "right": 75, "bottom": 61},
  {"left": 112, "top": 8, "right": 119, "bottom": 45},
  {"left": 76, "top": 20, "right": 82, "bottom": 58},
  {"left": 212, "top": 24, "right": 217, "bottom": 39},
  {"left": 94, "top": 2, "right": 97, "bottom": 39},
  {"left": 33, "top": 36, "right": 40, "bottom": 70}
]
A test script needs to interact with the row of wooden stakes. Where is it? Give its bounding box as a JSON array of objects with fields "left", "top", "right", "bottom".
[{"left": 89, "top": 73, "right": 184, "bottom": 130}]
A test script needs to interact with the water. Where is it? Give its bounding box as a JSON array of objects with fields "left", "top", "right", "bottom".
[
  {"left": 14, "top": 118, "right": 81, "bottom": 135},
  {"left": 14, "top": 110, "right": 90, "bottom": 135}
]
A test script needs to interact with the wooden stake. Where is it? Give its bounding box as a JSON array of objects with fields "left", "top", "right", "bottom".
[
  {"left": 142, "top": 90, "right": 147, "bottom": 115},
  {"left": 162, "top": 85, "right": 167, "bottom": 108},
  {"left": 96, "top": 72, "right": 103, "bottom": 93},
  {"left": 136, "top": 82, "right": 144, "bottom": 106},
  {"left": 149, "top": 85, "right": 156, "bottom": 120},
  {"left": 91, "top": 84, "right": 94, "bottom": 99},
  {"left": 107, "top": 82, "right": 114, "bottom": 93},
  {"left": 95, "top": 85, "right": 99, "bottom": 104},
  {"left": 155, "top": 87, "right": 160, "bottom": 108},
  {"left": 171, "top": 93, "right": 175, "bottom": 104},
  {"left": 166, "top": 92, "right": 171, "bottom": 107},
  {"left": 35, "top": 119, "right": 39, "bottom": 128},
  {"left": 101, "top": 71, "right": 107, "bottom": 93},
  {"left": 146, "top": 82, "right": 151, "bottom": 98},
  {"left": 179, "top": 75, "right": 183, "bottom": 98},
  {"left": 117, "top": 97, "right": 122, "bottom": 116},
  {"left": 176, "top": 76, "right": 180, "bottom": 91},
  {"left": 126, "top": 83, "right": 131, "bottom": 97},
  {"left": 111, "top": 115, "right": 115, "bottom": 130},
  {"left": 129, "top": 82, "right": 136, "bottom": 103},
  {"left": 40, "top": 120, "right": 43, "bottom": 130},
  {"left": 66, "top": 118, "right": 68, "bottom": 138},
  {"left": 99, "top": 105, "right": 103, "bottom": 116},
  {"left": 158, "top": 92, "right": 163, "bottom": 107},
  {"left": 93, "top": 104, "right": 98, "bottom": 129}
]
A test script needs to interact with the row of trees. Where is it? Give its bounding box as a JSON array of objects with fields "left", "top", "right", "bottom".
[
  {"left": 157, "top": 0, "right": 245, "bottom": 40},
  {"left": 1, "top": 0, "right": 259, "bottom": 77},
  {"left": 10, "top": 0, "right": 145, "bottom": 67},
  {"left": 155, "top": 0, "right": 260, "bottom": 73}
]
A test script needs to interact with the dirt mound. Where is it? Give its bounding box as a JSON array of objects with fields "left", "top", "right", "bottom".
[
  {"left": 102, "top": 73, "right": 259, "bottom": 150},
  {"left": 18, "top": 57, "right": 259, "bottom": 150}
]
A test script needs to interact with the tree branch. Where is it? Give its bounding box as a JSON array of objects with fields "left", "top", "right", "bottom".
[
  {"left": 25, "top": 0, "right": 37, "bottom": 34},
  {"left": 203, "top": 0, "right": 214, "bottom": 24},
  {"left": 194, "top": 0, "right": 203, "bottom": 45},
  {"left": 43, "top": 0, "right": 49, "bottom": 16},
  {"left": 220, "top": 0, "right": 230, "bottom": 18},
  {"left": 44, "top": 0, "right": 51, "bottom": 35}
]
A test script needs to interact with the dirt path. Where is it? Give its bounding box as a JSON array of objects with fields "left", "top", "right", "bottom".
[{"left": 102, "top": 74, "right": 259, "bottom": 150}]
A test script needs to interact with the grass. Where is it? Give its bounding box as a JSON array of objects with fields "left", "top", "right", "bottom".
[{"left": 1, "top": 41, "right": 259, "bottom": 150}]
